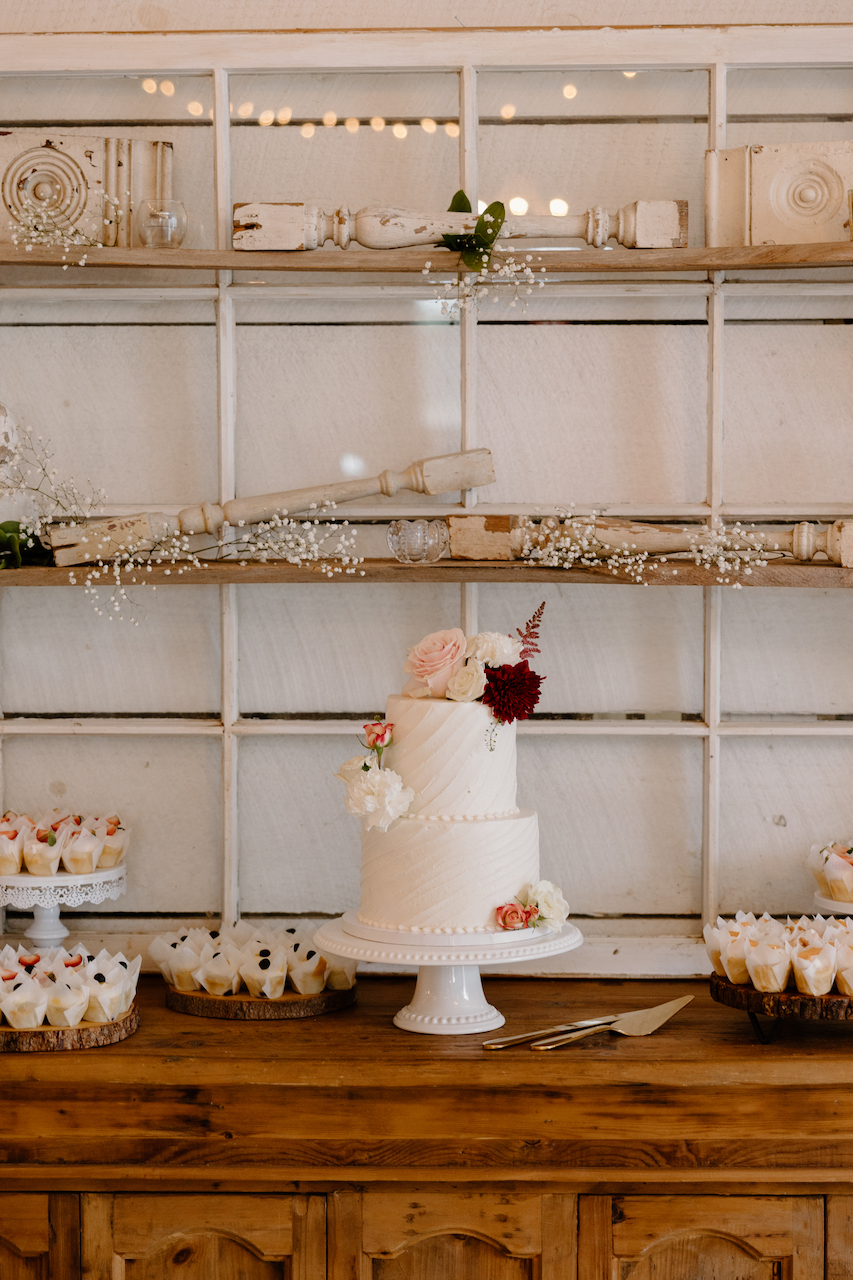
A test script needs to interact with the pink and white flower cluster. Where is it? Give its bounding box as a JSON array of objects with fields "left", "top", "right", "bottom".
[
  {"left": 403, "top": 627, "right": 523, "bottom": 703},
  {"left": 496, "top": 880, "right": 570, "bottom": 933}
]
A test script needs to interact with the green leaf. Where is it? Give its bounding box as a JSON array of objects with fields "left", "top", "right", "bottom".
[
  {"left": 47, "top": 831, "right": 56, "bottom": 847},
  {"left": 447, "top": 189, "right": 472, "bottom": 213},
  {"left": 473, "top": 200, "right": 505, "bottom": 250}
]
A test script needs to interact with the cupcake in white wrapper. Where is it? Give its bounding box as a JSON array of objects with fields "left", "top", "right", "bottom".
[
  {"left": 0, "top": 821, "right": 25, "bottom": 874},
  {"left": 172, "top": 943, "right": 212, "bottom": 991},
  {"left": 720, "top": 930, "right": 751, "bottom": 984},
  {"left": 836, "top": 944, "right": 853, "bottom": 997},
  {"left": 323, "top": 955, "right": 357, "bottom": 991},
  {"left": 60, "top": 829, "right": 104, "bottom": 875},
  {"left": 745, "top": 938, "right": 792, "bottom": 993},
  {"left": 703, "top": 920, "right": 729, "bottom": 977},
  {"left": 823, "top": 852, "right": 853, "bottom": 903},
  {"left": 0, "top": 976, "right": 48, "bottom": 1028},
  {"left": 288, "top": 949, "right": 328, "bottom": 995},
  {"left": 97, "top": 819, "right": 130, "bottom": 869},
  {"left": 83, "top": 963, "right": 127, "bottom": 1023},
  {"left": 22, "top": 826, "right": 66, "bottom": 876},
  {"left": 193, "top": 949, "right": 241, "bottom": 996},
  {"left": 148, "top": 935, "right": 179, "bottom": 985},
  {"left": 46, "top": 975, "right": 89, "bottom": 1028},
  {"left": 239, "top": 948, "right": 287, "bottom": 998},
  {"left": 792, "top": 941, "right": 837, "bottom": 996}
]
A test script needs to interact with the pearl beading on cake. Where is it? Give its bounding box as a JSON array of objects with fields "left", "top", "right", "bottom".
[
  {"left": 356, "top": 915, "right": 494, "bottom": 933},
  {"left": 401, "top": 808, "right": 520, "bottom": 822}
]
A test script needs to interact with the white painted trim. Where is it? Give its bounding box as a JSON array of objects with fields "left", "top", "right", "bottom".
[{"left": 702, "top": 585, "right": 722, "bottom": 925}]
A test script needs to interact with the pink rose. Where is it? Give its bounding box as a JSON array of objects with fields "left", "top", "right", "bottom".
[
  {"left": 403, "top": 627, "right": 467, "bottom": 698},
  {"left": 364, "top": 721, "right": 393, "bottom": 749},
  {"left": 496, "top": 903, "right": 530, "bottom": 930}
]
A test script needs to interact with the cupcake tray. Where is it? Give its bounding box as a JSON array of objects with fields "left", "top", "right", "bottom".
[
  {"left": 710, "top": 972, "right": 853, "bottom": 1043},
  {"left": 165, "top": 984, "right": 357, "bottom": 1020},
  {"left": 0, "top": 1003, "right": 139, "bottom": 1053}
]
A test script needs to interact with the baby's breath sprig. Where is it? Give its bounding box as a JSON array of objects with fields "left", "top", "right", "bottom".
[
  {"left": 9, "top": 190, "right": 125, "bottom": 268},
  {"left": 423, "top": 247, "right": 547, "bottom": 319}
]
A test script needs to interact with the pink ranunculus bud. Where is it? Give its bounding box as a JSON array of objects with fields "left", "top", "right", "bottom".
[
  {"left": 495, "top": 902, "right": 530, "bottom": 931},
  {"left": 522, "top": 905, "right": 540, "bottom": 926},
  {"left": 364, "top": 721, "right": 393, "bottom": 749}
]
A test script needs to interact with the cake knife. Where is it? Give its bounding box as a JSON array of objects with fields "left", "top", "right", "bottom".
[
  {"left": 529, "top": 994, "right": 694, "bottom": 1050},
  {"left": 483, "top": 1013, "right": 623, "bottom": 1049}
]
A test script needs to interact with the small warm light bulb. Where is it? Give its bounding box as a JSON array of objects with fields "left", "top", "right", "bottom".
[
  {"left": 444, "top": 121, "right": 460, "bottom": 137},
  {"left": 478, "top": 200, "right": 487, "bottom": 214},
  {"left": 187, "top": 101, "right": 204, "bottom": 117},
  {"left": 392, "top": 122, "right": 407, "bottom": 139},
  {"left": 549, "top": 198, "right": 569, "bottom": 216},
  {"left": 500, "top": 103, "right": 516, "bottom": 120},
  {"left": 141, "top": 78, "right": 157, "bottom": 94},
  {"left": 323, "top": 111, "right": 337, "bottom": 127},
  {"left": 259, "top": 109, "right": 274, "bottom": 126},
  {"left": 370, "top": 116, "right": 386, "bottom": 132},
  {"left": 345, "top": 117, "right": 360, "bottom": 133},
  {"left": 623, "top": 71, "right": 637, "bottom": 78},
  {"left": 160, "top": 80, "right": 175, "bottom": 97},
  {"left": 276, "top": 107, "right": 292, "bottom": 124},
  {"left": 301, "top": 122, "right": 315, "bottom": 138},
  {"left": 421, "top": 117, "right": 437, "bottom": 133},
  {"left": 237, "top": 102, "right": 254, "bottom": 118},
  {"left": 562, "top": 83, "right": 578, "bottom": 99},
  {"left": 508, "top": 197, "right": 528, "bottom": 215}
]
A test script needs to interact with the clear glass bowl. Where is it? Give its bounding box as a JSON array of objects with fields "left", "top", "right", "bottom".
[
  {"left": 137, "top": 199, "right": 188, "bottom": 248},
  {"left": 386, "top": 519, "right": 449, "bottom": 563}
]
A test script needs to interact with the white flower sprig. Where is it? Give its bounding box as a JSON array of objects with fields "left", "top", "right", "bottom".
[
  {"left": 517, "top": 511, "right": 772, "bottom": 588},
  {"left": 422, "top": 247, "right": 548, "bottom": 319},
  {"left": 0, "top": 423, "right": 106, "bottom": 538},
  {"left": 9, "top": 189, "right": 125, "bottom": 268}
]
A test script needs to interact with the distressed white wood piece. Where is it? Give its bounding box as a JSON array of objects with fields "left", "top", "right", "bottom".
[
  {"left": 232, "top": 199, "right": 688, "bottom": 250},
  {"left": 0, "top": 130, "right": 172, "bottom": 247},
  {"left": 447, "top": 514, "right": 514, "bottom": 560},
  {"left": 707, "top": 140, "right": 853, "bottom": 247}
]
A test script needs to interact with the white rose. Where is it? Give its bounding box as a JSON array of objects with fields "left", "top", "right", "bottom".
[
  {"left": 335, "top": 755, "right": 371, "bottom": 784},
  {"left": 465, "top": 631, "right": 523, "bottom": 668},
  {"left": 446, "top": 658, "right": 487, "bottom": 703},
  {"left": 526, "top": 880, "right": 569, "bottom": 931},
  {"left": 342, "top": 765, "right": 414, "bottom": 832}
]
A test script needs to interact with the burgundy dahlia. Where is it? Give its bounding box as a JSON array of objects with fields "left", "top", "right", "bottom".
[{"left": 482, "top": 660, "right": 543, "bottom": 724}]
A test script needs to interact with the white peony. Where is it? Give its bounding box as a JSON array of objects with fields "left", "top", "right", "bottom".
[
  {"left": 446, "top": 658, "right": 487, "bottom": 703},
  {"left": 335, "top": 755, "right": 372, "bottom": 784},
  {"left": 341, "top": 762, "right": 414, "bottom": 832},
  {"left": 466, "top": 631, "right": 523, "bottom": 668},
  {"left": 526, "top": 880, "right": 569, "bottom": 931}
]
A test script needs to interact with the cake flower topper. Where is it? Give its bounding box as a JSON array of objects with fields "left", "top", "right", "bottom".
[
  {"left": 361, "top": 721, "right": 393, "bottom": 767},
  {"left": 335, "top": 723, "right": 415, "bottom": 832},
  {"left": 496, "top": 880, "right": 569, "bottom": 933},
  {"left": 402, "top": 602, "right": 546, "bottom": 726}
]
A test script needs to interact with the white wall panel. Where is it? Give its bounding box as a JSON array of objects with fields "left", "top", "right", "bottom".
[
  {"left": 3, "top": 736, "right": 223, "bottom": 912},
  {"left": 722, "top": 323, "right": 853, "bottom": 506},
  {"left": 727, "top": 68, "right": 853, "bottom": 117},
  {"left": 721, "top": 588, "right": 853, "bottom": 717},
  {"left": 235, "top": 320, "right": 461, "bottom": 503},
  {"left": 0, "top": 325, "right": 218, "bottom": 506},
  {"left": 519, "top": 735, "right": 703, "bottom": 914},
  {"left": 477, "top": 323, "right": 707, "bottom": 505},
  {"left": 237, "top": 583, "right": 461, "bottom": 714},
  {"left": 719, "top": 737, "right": 853, "bottom": 915},
  {"left": 0, "top": 585, "right": 221, "bottom": 715},
  {"left": 726, "top": 119, "right": 853, "bottom": 151},
  {"left": 479, "top": 584, "right": 703, "bottom": 714},
  {"left": 477, "top": 70, "right": 709, "bottom": 119},
  {"left": 238, "top": 736, "right": 361, "bottom": 914}
]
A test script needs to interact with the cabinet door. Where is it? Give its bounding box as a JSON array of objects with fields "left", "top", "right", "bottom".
[
  {"left": 81, "top": 1194, "right": 325, "bottom": 1280},
  {"left": 329, "top": 1189, "right": 575, "bottom": 1280},
  {"left": 0, "top": 1193, "right": 79, "bottom": 1280},
  {"left": 579, "top": 1195, "right": 823, "bottom": 1280}
]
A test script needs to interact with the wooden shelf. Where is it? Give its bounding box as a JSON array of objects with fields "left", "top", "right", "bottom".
[
  {"left": 5, "top": 559, "right": 853, "bottom": 586},
  {"left": 4, "top": 242, "right": 853, "bottom": 274}
]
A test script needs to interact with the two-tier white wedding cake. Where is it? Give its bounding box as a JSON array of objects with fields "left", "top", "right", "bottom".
[{"left": 336, "top": 610, "right": 568, "bottom": 938}]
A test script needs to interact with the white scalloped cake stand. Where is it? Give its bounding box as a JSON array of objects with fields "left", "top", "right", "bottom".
[
  {"left": 814, "top": 891, "right": 853, "bottom": 916},
  {"left": 314, "top": 911, "right": 583, "bottom": 1035},
  {"left": 0, "top": 865, "right": 127, "bottom": 947}
]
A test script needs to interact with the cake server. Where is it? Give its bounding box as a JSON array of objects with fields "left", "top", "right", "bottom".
[
  {"left": 482, "top": 1014, "right": 622, "bottom": 1050},
  {"left": 530, "top": 994, "right": 693, "bottom": 1050}
]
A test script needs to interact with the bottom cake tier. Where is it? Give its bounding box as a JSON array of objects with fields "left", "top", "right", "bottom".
[{"left": 359, "top": 809, "right": 539, "bottom": 933}]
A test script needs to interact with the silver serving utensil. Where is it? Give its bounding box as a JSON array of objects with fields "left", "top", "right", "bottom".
[
  {"left": 483, "top": 1014, "right": 621, "bottom": 1050},
  {"left": 530, "top": 994, "right": 693, "bottom": 1050}
]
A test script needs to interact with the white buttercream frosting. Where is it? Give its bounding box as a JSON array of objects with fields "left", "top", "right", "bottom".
[
  {"left": 383, "top": 694, "right": 517, "bottom": 819},
  {"left": 359, "top": 809, "right": 539, "bottom": 933}
]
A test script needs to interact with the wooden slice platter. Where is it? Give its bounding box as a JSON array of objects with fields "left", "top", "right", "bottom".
[
  {"left": 0, "top": 1004, "right": 139, "bottom": 1052},
  {"left": 165, "top": 984, "right": 357, "bottom": 1020},
  {"left": 710, "top": 972, "right": 853, "bottom": 1020}
]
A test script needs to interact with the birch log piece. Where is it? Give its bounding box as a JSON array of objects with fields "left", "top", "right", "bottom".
[
  {"left": 48, "top": 449, "right": 496, "bottom": 567},
  {"left": 447, "top": 513, "right": 853, "bottom": 566},
  {"left": 232, "top": 200, "right": 688, "bottom": 251}
]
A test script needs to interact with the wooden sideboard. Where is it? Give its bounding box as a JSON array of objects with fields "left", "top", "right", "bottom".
[{"left": 3, "top": 974, "right": 853, "bottom": 1278}]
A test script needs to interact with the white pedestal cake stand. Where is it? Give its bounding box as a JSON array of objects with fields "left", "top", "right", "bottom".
[
  {"left": 814, "top": 891, "right": 853, "bottom": 917},
  {"left": 0, "top": 865, "right": 127, "bottom": 947},
  {"left": 314, "top": 911, "right": 583, "bottom": 1035}
]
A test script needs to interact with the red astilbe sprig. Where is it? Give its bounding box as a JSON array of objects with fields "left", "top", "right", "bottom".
[
  {"left": 516, "top": 600, "right": 546, "bottom": 659},
  {"left": 482, "top": 660, "right": 544, "bottom": 724}
]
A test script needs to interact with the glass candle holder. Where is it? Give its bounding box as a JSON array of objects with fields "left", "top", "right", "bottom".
[
  {"left": 387, "top": 519, "right": 449, "bottom": 564},
  {"left": 137, "top": 199, "right": 188, "bottom": 248}
]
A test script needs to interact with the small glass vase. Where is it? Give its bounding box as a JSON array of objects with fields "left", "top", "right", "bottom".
[
  {"left": 137, "top": 199, "right": 188, "bottom": 248},
  {"left": 387, "top": 519, "right": 449, "bottom": 564}
]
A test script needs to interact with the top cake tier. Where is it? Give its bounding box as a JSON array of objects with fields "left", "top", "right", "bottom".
[{"left": 383, "top": 694, "right": 518, "bottom": 819}]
